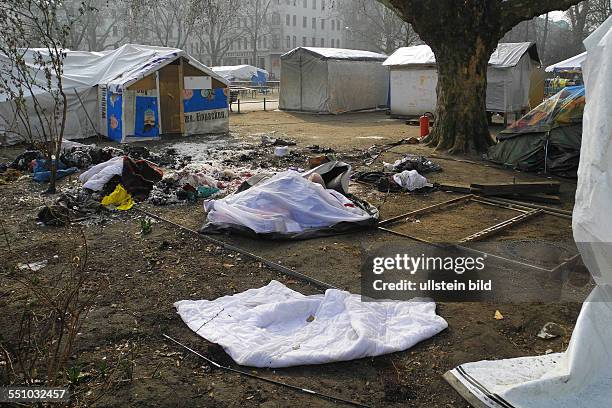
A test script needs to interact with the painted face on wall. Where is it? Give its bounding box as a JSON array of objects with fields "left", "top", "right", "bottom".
[
  {"left": 110, "top": 115, "right": 119, "bottom": 130},
  {"left": 143, "top": 108, "right": 156, "bottom": 132},
  {"left": 202, "top": 89, "right": 215, "bottom": 101},
  {"left": 184, "top": 89, "right": 194, "bottom": 100}
]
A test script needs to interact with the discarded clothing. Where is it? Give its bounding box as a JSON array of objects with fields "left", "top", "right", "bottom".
[
  {"left": 101, "top": 184, "right": 134, "bottom": 210},
  {"left": 392, "top": 170, "right": 432, "bottom": 191},
  {"left": 37, "top": 204, "right": 71, "bottom": 226},
  {"left": 31, "top": 159, "right": 78, "bottom": 183},
  {"left": 80, "top": 156, "right": 162, "bottom": 199},
  {"left": 175, "top": 280, "right": 448, "bottom": 368},
  {"left": 383, "top": 154, "right": 442, "bottom": 174},
  {"left": 201, "top": 170, "right": 378, "bottom": 239},
  {"left": 10, "top": 150, "right": 42, "bottom": 171}
]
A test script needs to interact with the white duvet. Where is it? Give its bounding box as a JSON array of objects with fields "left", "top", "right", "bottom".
[
  {"left": 175, "top": 280, "right": 447, "bottom": 368},
  {"left": 203, "top": 170, "right": 374, "bottom": 235}
]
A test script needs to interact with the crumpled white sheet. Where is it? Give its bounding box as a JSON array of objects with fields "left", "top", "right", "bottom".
[
  {"left": 204, "top": 170, "right": 373, "bottom": 234},
  {"left": 175, "top": 280, "right": 448, "bottom": 368},
  {"left": 393, "top": 170, "right": 431, "bottom": 191},
  {"left": 79, "top": 156, "right": 123, "bottom": 191}
]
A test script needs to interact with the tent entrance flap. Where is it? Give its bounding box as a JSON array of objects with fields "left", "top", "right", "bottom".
[{"left": 158, "top": 61, "right": 182, "bottom": 134}]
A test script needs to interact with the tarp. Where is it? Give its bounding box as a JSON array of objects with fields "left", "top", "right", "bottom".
[
  {"left": 279, "top": 47, "right": 389, "bottom": 114},
  {"left": 486, "top": 86, "right": 585, "bottom": 176},
  {"left": 384, "top": 43, "right": 542, "bottom": 115},
  {"left": 445, "top": 16, "right": 612, "bottom": 408},
  {"left": 175, "top": 280, "right": 448, "bottom": 368},
  {"left": 211, "top": 65, "right": 269, "bottom": 84},
  {"left": 0, "top": 44, "right": 228, "bottom": 145},
  {"left": 545, "top": 52, "right": 587, "bottom": 73},
  {"left": 201, "top": 165, "right": 379, "bottom": 239},
  {"left": 501, "top": 86, "right": 585, "bottom": 134}
]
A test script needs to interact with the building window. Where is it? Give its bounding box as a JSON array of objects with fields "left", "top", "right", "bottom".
[
  {"left": 286, "top": 35, "right": 291, "bottom": 48},
  {"left": 311, "top": 37, "right": 316, "bottom": 46},
  {"left": 312, "top": 0, "right": 316, "bottom": 9},
  {"left": 292, "top": 35, "right": 296, "bottom": 48},
  {"left": 312, "top": 17, "right": 316, "bottom": 29},
  {"left": 302, "top": 36, "right": 306, "bottom": 46},
  {"left": 331, "top": 20, "right": 335, "bottom": 30},
  {"left": 303, "top": 16, "right": 307, "bottom": 27},
  {"left": 286, "top": 14, "right": 290, "bottom": 25},
  {"left": 272, "top": 13, "right": 280, "bottom": 25},
  {"left": 244, "top": 38, "right": 248, "bottom": 49},
  {"left": 321, "top": 19, "right": 324, "bottom": 29},
  {"left": 337, "top": 20, "right": 341, "bottom": 30},
  {"left": 320, "top": 38, "right": 324, "bottom": 47},
  {"left": 331, "top": 38, "right": 334, "bottom": 47},
  {"left": 264, "top": 36, "right": 268, "bottom": 48},
  {"left": 303, "top": 0, "right": 307, "bottom": 7},
  {"left": 292, "top": 15, "right": 296, "bottom": 26},
  {"left": 272, "top": 34, "right": 280, "bottom": 49}
]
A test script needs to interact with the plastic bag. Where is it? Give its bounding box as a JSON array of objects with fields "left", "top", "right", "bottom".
[{"left": 101, "top": 184, "right": 134, "bottom": 210}]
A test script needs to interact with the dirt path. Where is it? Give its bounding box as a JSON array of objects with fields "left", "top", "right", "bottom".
[{"left": 0, "top": 111, "right": 590, "bottom": 407}]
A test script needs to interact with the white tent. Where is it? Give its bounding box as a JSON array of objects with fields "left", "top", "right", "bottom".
[
  {"left": 445, "top": 16, "right": 612, "bottom": 408},
  {"left": 279, "top": 47, "right": 389, "bottom": 114},
  {"left": 211, "top": 65, "right": 269, "bottom": 83},
  {"left": 0, "top": 44, "right": 230, "bottom": 145},
  {"left": 545, "top": 52, "right": 587, "bottom": 73},
  {"left": 383, "top": 42, "right": 543, "bottom": 117}
]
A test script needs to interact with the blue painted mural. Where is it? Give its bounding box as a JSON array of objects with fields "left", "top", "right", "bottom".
[
  {"left": 133, "top": 96, "right": 160, "bottom": 138},
  {"left": 183, "top": 88, "right": 228, "bottom": 113},
  {"left": 107, "top": 92, "right": 123, "bottom": 142}
]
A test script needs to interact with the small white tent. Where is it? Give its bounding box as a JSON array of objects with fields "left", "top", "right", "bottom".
[
  {"left": 383, "top": 42, "right": 543, "bottom": 117},
  {"left": 545, "top": 52, "right": 587, "bottom": 73},
  {"left": 279, "top": 47, "right": 388, "bottom": 114},
  {"left": 0, "top": 44, "right": 230, "bottom": 145},
  {"left": 211, "top": 65, "right": 269, "bottom": 84}
]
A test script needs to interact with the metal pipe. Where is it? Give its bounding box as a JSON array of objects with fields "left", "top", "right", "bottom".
[
  {"left": 379, "top": 195, "right": 473, "bottom": 226},
  {"left": 162, "top": 334, "right": 373, "bottom": 408},
  {"left": 135, "top": 208, "right": 337, "bottom": 290},
  {"left": 479, "top": 197, "right": 572, "bottom": 218}
]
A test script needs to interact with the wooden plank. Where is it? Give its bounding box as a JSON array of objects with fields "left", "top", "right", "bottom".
[
  {"left": 458, "top": 209, "right": 543, "bottom": 243},
  {"left": 489, "top": 193, "right": 562, "bottom": 205},
  {"left": 438, "top": 183, "right": 472, "bottom": 194},
  {"left": 470, "top": 181, "right": 560, "bottom": 196},
  {"left": 443, "top": 371, "right": 492, "bottom": 408},
  {"left": 378, "top": 195, "right": 474, "bottom": 226},
  {"left": 178, "top": 58, "right": 185, "bottom": 134}
]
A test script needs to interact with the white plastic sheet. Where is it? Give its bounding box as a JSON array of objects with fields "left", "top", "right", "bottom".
[
  {"left": 445, "top": 16, "right": 612, "bottom": 408},
  {"left": 79, "top": 156, "right": 123, "bottom": 191},
  {"left": 203, "top": 171, "right": 373, "bottom": 235},
  {"left": 545, "top": 52, "right": 587, "bottom": 73},
  {"left": 392, "top": 170, "right": 431, "bottom": 191},
  {"left": 211, "top": 65, "right": 269, "bottom": 81},
  {"left": 175, "top": 280, "right": 448, "bottom": 368}
]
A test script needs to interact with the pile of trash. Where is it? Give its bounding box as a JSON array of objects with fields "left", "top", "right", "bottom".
[{"left": 355, "top": 154, "right": 441, "bottom": 193}]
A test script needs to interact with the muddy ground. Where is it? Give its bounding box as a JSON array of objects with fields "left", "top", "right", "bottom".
[{"left": 0, "top": 111, "right": 592, "bottom": 407}]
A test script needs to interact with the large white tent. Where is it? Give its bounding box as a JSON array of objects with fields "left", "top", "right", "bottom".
[
  {"left": 279, "top": 47, "right": 388, "bottom": 114},
  {"left": 0, "top": 44, "right": 229, "bottom": 145},
  {"left": 545, "top": 52, "right": 587, "bottom": 73},
  {"left": 445, "top": 16, "right": 612, "bottom": 408},
  {"left": 383, "top": 42, "right": 543, "bottom": 117}
]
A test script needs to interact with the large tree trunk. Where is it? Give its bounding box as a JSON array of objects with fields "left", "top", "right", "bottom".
[{"left": 426, "top": 38, "right": 496, "bottom": 154}]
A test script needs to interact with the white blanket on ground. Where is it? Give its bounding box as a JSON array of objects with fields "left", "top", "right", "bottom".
[
  {"left": 203, "top": 170, "right": 373, "bottom": 234},
  {"left": 79, "top": 156, "right": 123, "bottom": 191},
  {"left": 175, "top": 280, "right": 448, "bottom": 368}
]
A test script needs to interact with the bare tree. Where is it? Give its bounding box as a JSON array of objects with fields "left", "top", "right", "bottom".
[
  {"left": 61, "top": 0, "right": 130, "bottom": 51},
  {"left": 379, "top": 0, "right": 582, "bottom": 154},
  {"left": 192, "top": 0, "right": 246, "bottom": 66},
  {"left": 139, "top": 0, "right": 195, "bottom": 48},
  {"left": 0, "top": 0, "right": 73, "bottom": 193},
  {"left": 341, "top": 0, "right": 420, "bottom": 54},
  {"left": 242, "top": 0, "right": 273, "bottom": 68}
]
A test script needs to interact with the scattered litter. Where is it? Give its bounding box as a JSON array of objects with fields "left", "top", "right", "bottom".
[
  {"left": 101, "top": 184, "right": 134, "bottom": 211},
  {"left": 274, "top": 146, "right": 289, "bottom": 157},
  {"left": 18, "top": 260, "right": 48, "bottom": 271},
  {"left": 383, "top": 154, "right": 442, "bottom": 174},
  {"left": 494, "top": 310, "right": 504, "bottom": 320},
  {"left": 537, "top": 322, "right": 565, "bottom": 340},
  {"left": 392, "top": 170, "right": 432, "bottom": 191}
]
